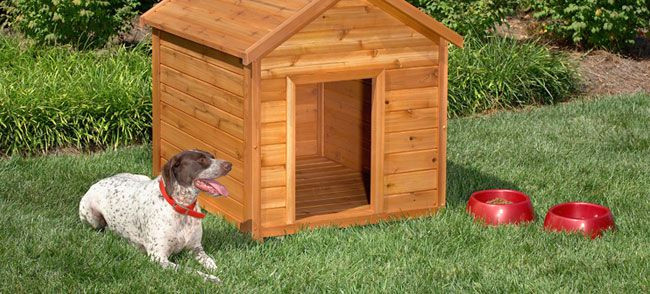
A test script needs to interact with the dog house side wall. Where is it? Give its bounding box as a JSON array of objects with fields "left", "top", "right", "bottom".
[
  {"left": 152, "top": 29, "right": 247, "bottom": 227},
  {"left": 257, "top": 0, "right": 445, "bottom": 232}
]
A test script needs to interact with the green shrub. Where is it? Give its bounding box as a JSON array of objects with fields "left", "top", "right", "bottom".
[
  {"left": 1, "top": 0, "right": 139, "bottom": 49},
  {"left": 447, "top": 37, "right": 579, "bottom": 117},
  {"left": 407, "top": 0, "right": 518, "bottom": 39},
  {"left": 0, "top": 34, "right": 151, "bottom": 155},
  {"left": 531, "top": 0, "right": 650, "bottom": 50}
]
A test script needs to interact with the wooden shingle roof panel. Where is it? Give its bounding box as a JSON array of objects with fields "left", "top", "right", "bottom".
[{"left": 140, "top": 0, "right": 463, "bottom": 64}]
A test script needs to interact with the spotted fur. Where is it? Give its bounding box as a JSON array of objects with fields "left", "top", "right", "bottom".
[{"left": 79, "top": 150, "right": 232, "bottom": 284}]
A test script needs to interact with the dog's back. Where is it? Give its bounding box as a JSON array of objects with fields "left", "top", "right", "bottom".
[{"left": 79, "top": 173, "right": 155, "bottom": 246}]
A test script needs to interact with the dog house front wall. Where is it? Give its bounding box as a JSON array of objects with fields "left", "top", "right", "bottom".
[
  {"left": 151, "top": 29, "right": 249, "bottom": 228},
  {"left": 257, "top": 0, "right": 447, "bottom": 234}
]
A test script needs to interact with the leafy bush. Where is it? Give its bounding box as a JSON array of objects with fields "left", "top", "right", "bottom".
[
  {"left": 531, "top": 0, "right": 650, "bottom": 50},
  {"left": 407, "top": 0, "right": 518, "bottom": 39},
  {"left": 1, "top": 0, "right": 139, "bottom": 49},
  {"left": 0, "top": 35, "right": 151, "bottom": 155},
  {"left": 448, "top": 37, "right": 579, "bottom": 117}
]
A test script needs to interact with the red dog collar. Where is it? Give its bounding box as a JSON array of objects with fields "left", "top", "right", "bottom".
[{"left": 159, "top": 179, "right": 206, "bottom": 219}]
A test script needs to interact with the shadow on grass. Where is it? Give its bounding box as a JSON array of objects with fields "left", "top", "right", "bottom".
[{"left": 446, "top": 160, "right": 520, "bottom": 208}]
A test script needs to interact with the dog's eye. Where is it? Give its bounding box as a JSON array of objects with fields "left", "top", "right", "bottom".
[{"left": 200, "top": 157, "right": 210, "bottom": 165}]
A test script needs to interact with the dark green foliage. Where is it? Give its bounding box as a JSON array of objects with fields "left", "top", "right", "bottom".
[
  {"left": 448, "top": 37, "right": 579, "bottom": 117},
  {"left": 406, "top": 0, "right": 518, "bottom": 39},
  {"left": 531, "top": 0, "right": 650, "bottom": 50},
  {"left": 0, "top": 34, "right": 151, "bottom": 155},
  {"left": 1, "top": 0, "right": 139, "bottom": 49}
]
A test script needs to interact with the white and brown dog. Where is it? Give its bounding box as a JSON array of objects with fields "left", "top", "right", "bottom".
[{"left": 79, "top": 150, "right": 231, "bottom": 283}]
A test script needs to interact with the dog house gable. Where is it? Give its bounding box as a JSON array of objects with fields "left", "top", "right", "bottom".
[{"left": 141, "top": 0, "right": 463, "bottom": 239}]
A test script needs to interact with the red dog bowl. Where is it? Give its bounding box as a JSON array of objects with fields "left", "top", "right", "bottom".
[
  {"left": 466, "top": 189, "right": 535, "bottom": 225},
  {"left": 544, "top": 202, "right": 615, "bottom": 238}
]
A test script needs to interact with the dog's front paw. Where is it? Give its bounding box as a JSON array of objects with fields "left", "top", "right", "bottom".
[
  {"left": 196, "top": 270, "right": 221, "bottom": 284},
  {"left": 202, "top": 257, "right": 217, "bottom": 271}
]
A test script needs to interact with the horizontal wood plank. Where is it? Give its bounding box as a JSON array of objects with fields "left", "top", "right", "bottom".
[
  {"left": 160, "top": 31, "right": 243, "bottom": 74},
  {"left": 385, "top": 107, "right": 438, "bottom": 133},
  {"left": 386, "top": 66, "right": 438, "bottom": 90},
  {"left": 160, "top": 84, "right": 244, "bottom": 139},
  {"left": 261, "top": 122, "right": 287, "bottom": 145},
  {"left": 261, "top": 100, "right": 287, "bottom": 123},
  {"left": 161, "top": 102, "right": 244, "bottom": 160},
  {"left": 384, "top": 149, "right": 437, "bottom": 174},
  {"left": 385, "top": 87, "right": 438, "bottom": 111},
  {"left": 384, "top": 190, "right": 438, "bottom": 213},
  {"left": 385, "top": 128, "right": 438, "bottom": 154},
  {"left": 160, "top": 45, "right": 244, "bottom": 96},
  {"left": 261, "top": 165, "right": 287, "bottom": 187},
  {"left": 384, "top": 169, "right": 437, "bottom": 195},
  {"left": 160, "top": 65, "right": 244, "bottom": 117},
  {"left": 261, "top": 144, "right": 286, "bottom": 166},
  {"left": 262, "top": 207, "right": 287, "bottom": 227},
  {"left": 261, "top": 186, "right": 287, "bottom": 209}
]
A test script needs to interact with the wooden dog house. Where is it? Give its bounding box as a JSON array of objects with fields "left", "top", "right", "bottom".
[{"left": 141, "top": 0, "right": 463, "bottom": 239}]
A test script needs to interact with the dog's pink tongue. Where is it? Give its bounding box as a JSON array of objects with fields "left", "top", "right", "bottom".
[{"left": 195, "top": 179, "right": 229, "bottom": 196}]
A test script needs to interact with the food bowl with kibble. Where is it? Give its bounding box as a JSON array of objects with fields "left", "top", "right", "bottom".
[
  {"left": 466, "top": 189, "right": 535, "bottom": 225},
  {"left": 543, "top": 202, "right": 615, "bottom": 239}
]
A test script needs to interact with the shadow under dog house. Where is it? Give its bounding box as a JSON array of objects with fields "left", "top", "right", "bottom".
[{"left": 141, "top": 0, "right": 463, "bottom": 239}]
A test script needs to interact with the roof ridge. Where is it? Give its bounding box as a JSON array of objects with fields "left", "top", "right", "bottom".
[{"left": 243, "top": 0, "right": 340, "bottom": 65}]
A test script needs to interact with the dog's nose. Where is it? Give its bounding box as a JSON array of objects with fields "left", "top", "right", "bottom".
[{"left": 221, "top": 161, "right": 232, "bottom": 171}]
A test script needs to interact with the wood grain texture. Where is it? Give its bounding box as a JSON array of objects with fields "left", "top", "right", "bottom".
[
  {"left": 438, "top": 39, "right": 449, "bottom": 207},
  {"left": 261, "top": 186, "right": 287, "bottom": 209},
  {"left": 384, "top": 190, "right": 437, "bottom": 213},
  {"left": 246, "top": 61, "right": 262, "bottom": 239},
  {"left": 160, "top": 65, "right": 244, "bottom": 118},
  {"left": 384, "top": 128, "right": 438, "bottom": 154},
  {"left": 160, "top": 84, "right": 244, "bottom": 139},
  {"left": 141, "top": 0, "right": 462, "bottom": 67},
  {"left": 385, "top": 66, "right": 438, "bottom": 91},
  {"left": 384, "top": 149, "right": 437, "bottom": 174},
  {"left": 370, "top": 71, "right": 386, "bottom": 213},
  {"left": 260, "top": 207, "right": 440, "bottom": 238},
  {"left": 286, "top": 77, "right": 296, "bottom": 224},
  {"left": 152, "top": 29, "right": 162, "bottom": 176},
  {"left": 160, "top": 102, "right": 244, "bottom": 160},
  {"left": 261, "top": 144, "right": 286, "bottom": 166},
  {"left": 385, "top": 107, "right": 438, "bottom": 133},
  {"left": 323, "top": 80, "right": 372, "bottom": 171},
  {"left": 384, "top": 169, "right": 437, "bottom": 195},
  {"left": 295, "top": 83, "right": 320, "bottom": 157},
  {"left": 244, "top": 0, "right": 339, "bottom": 64},
  {"left": 160, "top": 45, "right": 244, "bottom": 96},
  {"left": 385, "top": 87, "right": 438, "bottom": 111}
]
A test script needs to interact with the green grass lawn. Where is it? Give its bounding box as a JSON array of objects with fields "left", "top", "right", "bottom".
[{"left": 1, "top": 94, "right": 649, "bottom": 292}]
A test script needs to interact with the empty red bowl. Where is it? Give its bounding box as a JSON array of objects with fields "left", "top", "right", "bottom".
[
  {"left": 544, "top": 202, "right": 615, "bottom": 238},
  {"left": 466, "top": 189, "right": 535, "bottom": 225}
]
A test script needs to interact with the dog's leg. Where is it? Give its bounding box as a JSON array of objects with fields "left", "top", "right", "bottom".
[
  {"left": 149, "top": 252, "right": 179, "bottom": 270},
  {"left": 191, "top": 245, "right": 217, "bottom": 270},
  {"left": 149, "top": 251, "right": 221, "bottom": 284}
]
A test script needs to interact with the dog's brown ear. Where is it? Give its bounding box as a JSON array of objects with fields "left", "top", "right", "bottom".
[{"left": 161, "top": 156, "right": 180, "bottom": 197}]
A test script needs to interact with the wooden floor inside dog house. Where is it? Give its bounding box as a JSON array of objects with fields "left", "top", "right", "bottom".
[
  {"left": 294, "top": 79, "right": 372, "bottom": 220},
  {"left": 295, "top": 156, "right": 370, "bottom": 219}
]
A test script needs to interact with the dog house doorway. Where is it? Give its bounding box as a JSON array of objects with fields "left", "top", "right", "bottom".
[{"left": 288, "top": 74, "right": 385, "bottom": 221}]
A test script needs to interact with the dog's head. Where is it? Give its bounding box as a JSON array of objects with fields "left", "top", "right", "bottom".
[{"left": 161, "top": 150, "right": 231, "bottom": 198}]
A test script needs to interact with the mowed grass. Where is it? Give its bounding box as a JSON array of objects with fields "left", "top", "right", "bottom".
[{"left": 1, "top": 94, "right": 649, "bottom": 292}]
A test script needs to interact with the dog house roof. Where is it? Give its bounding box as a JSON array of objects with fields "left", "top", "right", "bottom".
[{"left": 140, "top": 0, "right": 463, "bottom": 65}]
